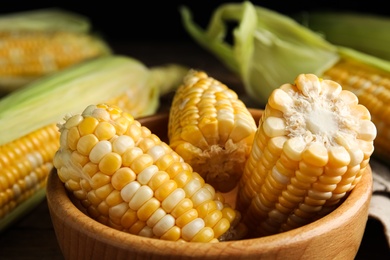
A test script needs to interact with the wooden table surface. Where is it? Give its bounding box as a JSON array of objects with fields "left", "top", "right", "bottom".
[{"left": 0, "top": 41, "right": 389, "bottom": 260}]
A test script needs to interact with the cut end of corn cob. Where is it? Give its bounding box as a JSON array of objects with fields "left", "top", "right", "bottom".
[
  {"left": 237, "top": 73, "right": 376, "bottom": 237},
  {"left": 168, "top": 70, "right": 257, "bottom": 193},
  {"left": 53, "top": 103, "right": 246, "bottom": 242}
]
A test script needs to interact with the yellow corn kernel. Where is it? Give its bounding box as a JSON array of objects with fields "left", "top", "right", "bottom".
[
  {"left": 168, "top": 69, "right": 257, "bottom": 192},
  {"left": 54, "top": 103, "right": 245, "bottom": 242},
  {"left": 160, "top": 225, "right": 181, "bottom": 241},
  {"left": 0, "top": 124, "right": 59, "bottom": 222},
  {"left": 237, "top": 74, "right": 376, "bottom": 237}
]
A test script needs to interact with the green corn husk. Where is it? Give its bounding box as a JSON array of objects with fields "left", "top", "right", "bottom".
[
  {"left": 0, "top": 55, "right": 188, "bottom": 146},
  {"left": 180, "top": 1, "right": 390, "bottom": 107},
  {"left": 148, "top": 63, "right": 190, "bottom": 96},
  {"left": 0, "top": 55, "right": 146, "bottom": 146},
  {"left": 294, "top": 11, "right": 390, "bottom": 61},
  {"left": 180, "top": 1, "right": 390, "bottom": 166},
  {"left": 0, "top": 8, "right": 90, "bottom": 33},
  {"left": 180, "top": 1, "right": 340, "bottom": 106}
]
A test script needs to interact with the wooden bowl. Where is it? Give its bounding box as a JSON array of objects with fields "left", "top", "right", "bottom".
[{"left": 46, "top": 109, "right": 372, "bottom": 260}]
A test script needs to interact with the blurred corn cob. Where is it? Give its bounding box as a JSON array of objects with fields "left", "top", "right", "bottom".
[
  {"left": 168, "top": 69, "right": 257, "bottom": 192},
  {"left": 237, "top": 73, "right": 376, "bottom": 237},
  {"left": 53, "top": 103, "right": 246, "bottom": 242},
  {"left": 0, "top": 8, "right": 112, "bottom": 92},
  {"left": 180, "top": 1, "right": 390, "bottom": 164},
  {"left": 0, "top": 55, "right": 188, "bottom": 232}
]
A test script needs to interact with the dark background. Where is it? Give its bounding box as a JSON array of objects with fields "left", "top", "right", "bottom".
[
  {"left": 0, "top": 0, "right": 389, "bottom": 43},
  {"left": 0, "top": 1, "right": 389, "bottom": 258}
]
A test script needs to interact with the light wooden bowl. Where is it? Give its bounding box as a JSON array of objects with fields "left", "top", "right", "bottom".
[{"left": 46, "top": 109, "right": 373, "bottom": 260}]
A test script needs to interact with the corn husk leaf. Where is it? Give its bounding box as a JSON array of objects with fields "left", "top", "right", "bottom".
[
  {"left": 294, "top": 11, "right": 390, "bottom": 61},
  {"left": 180, "top": 1, "right": 340, "bottom": 105},
  {"left": 0, "top": 55, "right": 188, "bottom": 146},
  {"left": 0, "top": 8, "right": 91, "bottom": 33}
]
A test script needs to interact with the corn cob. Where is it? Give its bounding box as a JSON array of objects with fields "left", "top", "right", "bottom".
[
  {"left": 180, "top": 1, "right": 390, "bottom": 164},
  {"left": 168, "top": 70, "right": 257, "bottom": 192},
  {"left": 0, "top": 8, "right": 111, "bottom": 92},
  {"left": 53, "top": 103, "right": 246, "bottom": 242},
  {"left": 237, "top": 73, "right": 376, "bottom": 237},
  {"left": 0, "top": 55, "right": 188, "bottom": 232}
]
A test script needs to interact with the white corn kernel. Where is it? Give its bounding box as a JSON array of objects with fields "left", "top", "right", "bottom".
[
  {"left": 89, "top": 140, "right": 112, "bottom": 163},
  {"left": 120, "top": 181, "right": 141, "bottom": 202}
]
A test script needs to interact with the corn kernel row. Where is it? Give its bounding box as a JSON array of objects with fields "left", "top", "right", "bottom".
[
  {"left": 54, "top": 104, "right": 244, "bottom": 242},
  {"left": 237, "top": 74, "right": 376, "bottom": 237}
]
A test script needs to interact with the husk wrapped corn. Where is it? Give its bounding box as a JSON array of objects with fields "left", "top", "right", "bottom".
[{"left": 0, "top": 8, "right": 112, "bottom": 92}]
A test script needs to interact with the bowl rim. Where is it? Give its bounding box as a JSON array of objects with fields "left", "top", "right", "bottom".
[
  {"left": 46, "top": 109, "right": 373, "bottom": 258},
  {"left": 46, "top": 166, "right": 372, "bottom": 257}
]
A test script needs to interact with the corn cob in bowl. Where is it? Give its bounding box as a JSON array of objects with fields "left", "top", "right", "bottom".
[
  {"left": 46, "top": 104, "right": 373, "bottom": 260},
  {"left": 237, "top": 73, "right": 376, "bottom": 238},
  {"left": 168, "top": 69, "right": 257, "bottom": 192},
  {"left": 0, "top": 8, "right": 111, "bottom": 92},
  {"left": 0, "top": 55, "right": 188, "bottom": 232},
  {"left": 52, "top": 102, "right": 246, "bottom": 243}
]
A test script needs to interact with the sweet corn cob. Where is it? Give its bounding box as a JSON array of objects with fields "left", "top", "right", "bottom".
[
  {"left": 237, "top": 74, "right": 376, "bottom": 237},
  {"left": 168, "top": 70, "right": 257, "bottom": 192},
  {"left": 0, "top": 8, "right": 111, "bottom": 92},
  {"left": 53, "top": 103, "right": 245, "bottom": 242},
  {"left": 0, "top": 124, "right": 59, "bottom": 222},
  {"left": 0, "top": 55, "right": 188, "bottom": 232}
]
